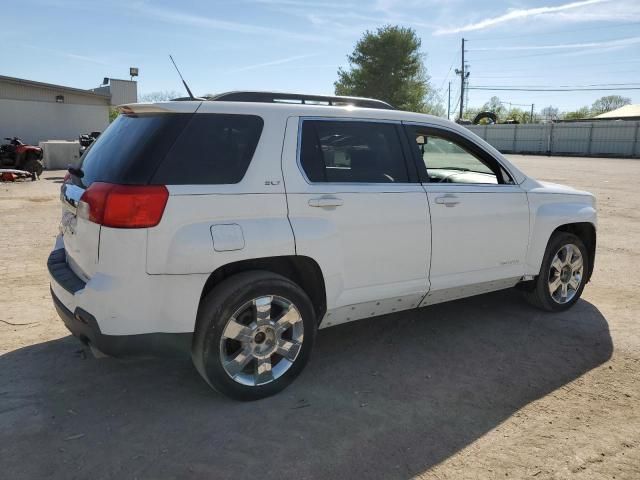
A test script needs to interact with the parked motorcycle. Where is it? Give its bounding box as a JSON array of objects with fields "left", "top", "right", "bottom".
[
  {"left": 0, "top": 137, "right": 44, "bottom": 177},
  {"left": 79, "top": 131, "right": 101, "bottom": 157}
]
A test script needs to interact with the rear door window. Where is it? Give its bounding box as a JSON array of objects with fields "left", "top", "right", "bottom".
[
  {"left": 300, "top": 120, "right": 410, "bottom": 183},
  {"left": 152, "top": 114, "right": 263, "bottom": 185}
]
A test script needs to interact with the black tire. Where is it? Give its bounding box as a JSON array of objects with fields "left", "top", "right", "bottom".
[
  {"left": 192, "top": 271, "right": 317, "bottom": 401},
  {"left": 524, "top": 232, "right": 589, "bottom": 312},
  {"left": 22, "top": 154, "right": 44, "bottom": 178}
]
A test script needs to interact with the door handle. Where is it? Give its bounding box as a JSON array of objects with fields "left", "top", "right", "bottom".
[
  {"left": 435, "top": 194, "right": 460, "bottom": 207},
  {"left": 308, "top": 196, "right": 344, "bottom": 208}
]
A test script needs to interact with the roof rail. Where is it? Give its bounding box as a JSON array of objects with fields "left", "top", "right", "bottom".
[{"left": 202, "top": 91, "right": 395, "bottom": 110}]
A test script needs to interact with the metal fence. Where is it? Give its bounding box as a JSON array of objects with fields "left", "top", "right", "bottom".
[{"left": 465, "top": 121, "right": 640, "bottom": 158}]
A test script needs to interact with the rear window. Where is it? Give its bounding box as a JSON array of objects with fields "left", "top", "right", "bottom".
[
  {"left": 80, "top": 113, "right": 190, "bottom": 187},
  {"left": 79, "top": 113, "right": 263, "bottom": 186}
]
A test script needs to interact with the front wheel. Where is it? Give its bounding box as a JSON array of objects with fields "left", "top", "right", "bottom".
[
  {"left": 524, "top": 232, "right": 589, "bottom": 311},
  {"left": 192, "top": 271, "right": 317, "bottom": 400}
]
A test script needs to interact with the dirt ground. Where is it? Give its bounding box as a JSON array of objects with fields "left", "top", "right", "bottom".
[{"left": 1, "top": 155, "right": 638, "bottom": 480}]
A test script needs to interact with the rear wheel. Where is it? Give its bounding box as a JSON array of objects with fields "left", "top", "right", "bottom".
[
  {"left": 192, "top": 271, "right": 316, "bottom": 400},
  {"left": 524, "top": 232, "right": 589, "bottom": 311}
]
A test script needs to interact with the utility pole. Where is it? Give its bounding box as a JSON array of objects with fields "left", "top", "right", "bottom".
[
  {"left": 530, "top": 103, "right": 535, "bottom": 123},
  {"left": 455, "top": 38, "right": 470, "bottom": 121},
  {"left": 447, "top": 81, "right": 451, "bottom": 120}
]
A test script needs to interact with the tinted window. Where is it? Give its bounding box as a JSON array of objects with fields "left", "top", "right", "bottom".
[
  {"left": 152, "top": 114, "right": 263, "bottom": 184},
  {"left": 80, "top": 113, "right": 191, "bottom": 187},
  {"left": 300, "top": 120, "right": 409, "bottom": 183},
  {"left": 79, "top": 113, "right": 263, "bottom": 187}
]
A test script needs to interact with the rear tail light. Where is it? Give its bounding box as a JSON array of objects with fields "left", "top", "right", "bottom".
[{"left": 78, "top": 182, "right": 169, "bottom": 228}]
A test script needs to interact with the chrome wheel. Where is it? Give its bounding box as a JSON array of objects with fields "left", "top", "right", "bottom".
[
  {"left": 548, "top": 244, "right": 583, "bottom": 304},
  {"left": 219, "top": 295, "right": 304, "bottom": 386}
]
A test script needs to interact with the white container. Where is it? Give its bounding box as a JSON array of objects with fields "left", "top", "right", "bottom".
[{"left": 39, "top": 140, "right": 81, "bottom": 170}]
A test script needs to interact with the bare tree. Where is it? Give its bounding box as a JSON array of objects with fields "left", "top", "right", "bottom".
[
  {"left": 541, "top": 106, "right": 559, "bottom": 121},
  {"left": 138, "top": 90, "right": 182, "bottom": 102},
  {"left": 591, "top": 95, "right": 631, "bottom": 115}
]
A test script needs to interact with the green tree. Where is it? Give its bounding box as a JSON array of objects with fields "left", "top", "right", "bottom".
[
  {"left": 109, "top": 107, "right": 119, "bottom": 123},
  {"left": 591, "top": 95, "right": 631, "bottom": 115},
  {"left": 464, "top": 106, "right": 482, "bottom": 122},
  {"left": 335, "top": 25, "right": 440, "bottom": 113},
  {"left": 504, "top": 107, "right": 531, "bottom": 124},
  {"left": 562, "top": 106, "right": 591, "bottom": 120},
  {"left": 481, "top": 96, "right": 506, "bottom": 117}
]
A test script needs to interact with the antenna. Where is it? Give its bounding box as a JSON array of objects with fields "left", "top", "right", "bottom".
[{"left": 169, "top": 55, "right": 195, "bottom": 100}]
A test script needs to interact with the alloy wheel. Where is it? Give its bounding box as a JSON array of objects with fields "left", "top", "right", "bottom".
[
  {"left": 548, "top": 243, "right": 583, "bottom": 304},
  {"left": 219, "top": 296, "right": 304, "bottom": 386}
]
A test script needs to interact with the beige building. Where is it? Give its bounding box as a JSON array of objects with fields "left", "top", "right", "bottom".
[
  {"left": 0, "top": 76, "right": 137, "bottom": 145},
  {"left": 594, "top": 104, "right": 640, "bottom": 121}
]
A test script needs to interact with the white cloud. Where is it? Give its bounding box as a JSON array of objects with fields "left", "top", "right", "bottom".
[
  {"left": 22, "top": 44, "right": 109, "bottom": 65},
  {"left": 252, "top": 0, "right": 357, "bottom": 8},
  {"left": 130, "top": 2, "right": 327, "bottom": 43},
  {"left": 227, "top": 54, "right": 320, "bottom": 73},
  {"left": 472, "top": 36, "right": 640, "bottom": 51},
  {"left": 434, "top": 0, "right": 611, "bottom": 35},
  {"left": 63, "top": 53, "right": 110, "bottom": 65}
]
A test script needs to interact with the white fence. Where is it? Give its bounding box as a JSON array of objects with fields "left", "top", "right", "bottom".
[{"left": 465, "top": 121, "right": 640, "bottom": 158}]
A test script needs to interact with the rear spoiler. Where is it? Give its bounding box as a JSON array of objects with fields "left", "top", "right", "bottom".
[{"left": 117, "top": 102, "right": 202, "bottom": 115}]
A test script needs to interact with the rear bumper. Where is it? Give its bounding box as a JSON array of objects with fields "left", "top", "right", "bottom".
[
  {"left": 48, "top": 248, "right": 192, "bottom": 358},
  {"left": 51, "top": 287, "right": 192, "bottom": 357}
]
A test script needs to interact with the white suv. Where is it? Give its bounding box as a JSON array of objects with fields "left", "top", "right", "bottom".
[{"left": 49, "top": 92, "right": 597, "bottom": 400}]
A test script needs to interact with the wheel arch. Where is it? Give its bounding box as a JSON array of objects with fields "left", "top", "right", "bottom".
[
  {"left": 552, "top": 222, "right": 596, "bottom": 282},
  {"left": 198, "top": 255, "right": 327, "bottom": 324}
]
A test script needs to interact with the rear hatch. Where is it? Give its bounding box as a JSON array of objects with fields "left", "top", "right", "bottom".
[{"left": 61, "top": 103, "right": 200, "bottom": 280}]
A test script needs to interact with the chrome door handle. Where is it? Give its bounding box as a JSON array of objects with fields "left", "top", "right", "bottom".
[
  {"left": 308, "top": 196, "right": 344, "bottom": 208},
  {"left": 435, "top": 194, "right": 460, "bottom": 207}
]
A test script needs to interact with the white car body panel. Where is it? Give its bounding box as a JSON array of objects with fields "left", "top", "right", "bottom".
[
  {"left": 423, "top": 184, "right": 530, "bottom": 293},
  {"left": 281, "top": 117, "right": 431, "bottom": 326},
  {"left": 146, "top": 193, "right": 294, "bottom": 275},
  {"left": 48, "top": 100, "right": 597, "bottom": 340}
]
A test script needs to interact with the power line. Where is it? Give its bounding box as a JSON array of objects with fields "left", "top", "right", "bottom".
[
  {"left": 498, "top": 100, "right": 534, "bottom": 107},
  {"left": 451, "top": 83, "right": 461, "bottom": 115},
  {"left": 468, "top": 48, "right": 639, "bottom": 62},
  {"left": 470, "top": 58, "right": 640, "bottom": 71},
  {"left": 469, "top": 69, "right": 640, "bottom": 79},
  {"left": 437, "top": 47, "right": 460, "bottom": 92},
  {"left": 475, "top": 82, "right": 640, "bottom": 88},
  {"left": 469, "top": 86, "right": 640, "bottom": 92}
]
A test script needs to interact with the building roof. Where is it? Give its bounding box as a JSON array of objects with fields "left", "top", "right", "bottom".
[
  {"left": 0, "top": 75, "right": 110, "bottom": 100},
  {"left": 594, "top": 104, "right": 640, "bottom": 120}
]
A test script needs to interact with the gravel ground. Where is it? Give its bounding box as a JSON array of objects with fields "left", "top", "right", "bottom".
[{"left": 0, "top": 155, "right": 638, "bottom": 480}]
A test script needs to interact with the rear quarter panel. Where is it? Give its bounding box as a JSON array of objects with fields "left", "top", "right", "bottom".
[
  {"left": 146, "top": 193, "right": 294, "bottom": 274},
  {"left": 145, "top": 107, "right": 295, "bottom": 275}
]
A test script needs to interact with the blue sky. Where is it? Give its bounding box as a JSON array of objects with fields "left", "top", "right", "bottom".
[{"left": 3, "top": 0, "right": 640, "bottom": 114}]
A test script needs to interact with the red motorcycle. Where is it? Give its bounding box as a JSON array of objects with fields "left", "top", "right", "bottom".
[{"left": 0, "top": 137, "right": 44, "bottom": 177}]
